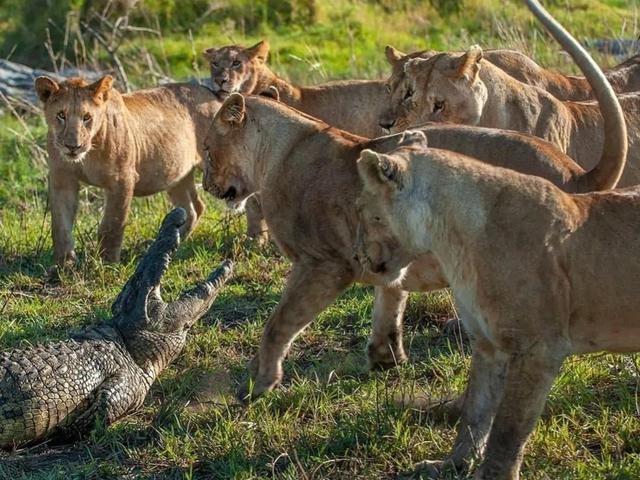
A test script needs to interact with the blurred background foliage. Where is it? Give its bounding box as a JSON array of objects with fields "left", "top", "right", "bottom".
[{"left": 0, "top": 0, "right": 635, "bottom": 86}]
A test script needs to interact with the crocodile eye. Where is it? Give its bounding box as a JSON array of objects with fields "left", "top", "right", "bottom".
[
  {"left": 56, "top": 111, "right": 66, "bottom": 121},
  {"left": 232, "top": 60, "right": 241, "bottom": 68},
  {"left": 433, "top": 100, "right": 445, "bottom": 113}
]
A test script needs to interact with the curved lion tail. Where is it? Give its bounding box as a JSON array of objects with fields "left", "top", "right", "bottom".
[{"left": 525, "top": 0, "right": 628, "bottom": 192}]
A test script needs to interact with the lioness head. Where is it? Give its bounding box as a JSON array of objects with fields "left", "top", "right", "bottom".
[
  {"left": 203, "top": 93, "right": 259, "bottom": 210},
  {"left": 386, "top": 45, "right": 488, "bottom": 132},
  {"left": 354, "top": 131, "right": 429, "bottom": 281},
  {"left": 379, "top": 45, "right": 437, "bottom": 131},
  {"left": 203, "top": 41, "right": 270, "bottom": 97},
  {"left": 35, "top": 75, "right": 114, "bottom": 162}
]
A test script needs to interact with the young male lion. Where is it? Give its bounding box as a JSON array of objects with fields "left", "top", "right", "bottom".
[
  {"left": 36, "top": 76, "right": 222, "bottom": 265},
  {"left": 203, "top": 40, "right": 386, "bottom": 138}
]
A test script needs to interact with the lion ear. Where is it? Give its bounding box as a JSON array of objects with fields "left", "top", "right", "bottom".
[
  {"left": 259, "top": 86, "right": 280, "bottom": 101},
  {"left": 203, "top": 47, "right": 217, "bottom": 61},
  {"left": 397, "top": 130, "right": 427, "bottom": 149},
  {"left": 358, "top": 149, "right": 403, "bottom": 191},
  {"left": 385, "top": 45, "right": 406, "bottom": 65},
  {"left": 34, "top": 76, "right": 60, "bottom": 103},
  {"left": 246, "top": 40, "right": 270, "bottom": 62},
  {"left": 454, "top": 45, "right": 483, "bottom": 82},
  {"left": 89, "top": 75, "right": 114, "bottom": 102},
  {"left": 218, "top": 92, "right": 246, "bottom": 125}
]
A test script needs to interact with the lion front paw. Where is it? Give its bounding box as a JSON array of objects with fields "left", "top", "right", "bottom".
[
  {"left": 473, "top": 460, "right": 519, "bottom": 480},
  {"left": 54, "top": 249, "right": 77, "bottom": 268},
  {"left": 236, "top": 376, "right": 280, "bottom": 402},
  {"left": 367, "top": 339, "right": 408, "bottom": 370},
  {"left": 236, "top": 356, "right": 282, "bottom": 402}
]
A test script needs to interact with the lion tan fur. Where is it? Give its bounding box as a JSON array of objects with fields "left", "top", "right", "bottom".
[
  {"left": 382, "top": 44, "right": 640, "bottom": 121},
  {"left": 36, "top": 75, "right": 221, "bottom": 265},
  {"left": 355, "top": 131, "right": 640, "bottom": 479},
  {"left": 386, "top": 45, "right": 640, "bottom": 186},
  {"left": 203, "top": 40, "right": 386, "bottom": 138},
  {"left": 200, "top": 91, "right": 623, "bottom": 399}
]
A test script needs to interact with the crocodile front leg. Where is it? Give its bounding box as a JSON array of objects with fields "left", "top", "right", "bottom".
[{"left": 63, "top": 369, "right": 149, "bottom": 436}]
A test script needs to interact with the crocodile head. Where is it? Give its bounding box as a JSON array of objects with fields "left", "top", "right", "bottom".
[{"left": 111, "top": 208, "right": 234, "bottom": 336}]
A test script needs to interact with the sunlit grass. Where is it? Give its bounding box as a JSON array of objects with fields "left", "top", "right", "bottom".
[{"left": 1, "top": 0, "right": 640, "bottom": 478}]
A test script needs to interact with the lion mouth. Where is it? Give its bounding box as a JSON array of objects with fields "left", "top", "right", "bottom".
[
  {"left": 212, "top": 83, "right": 238, "bottom": 97},
  {"left": 59, "top": 146, "right": 88, "bottom": 162},
  {"left": 372, "top": 261, "right": 387, "bottom": 274},
  {"left": 222, "top": 186, "right": 237, "bottom": 201}
]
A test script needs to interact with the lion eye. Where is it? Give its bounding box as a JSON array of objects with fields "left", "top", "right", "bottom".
[
  {"left": 404, "top": 89, "right": 414, "bottom": 101},
  {"left": 83, "top": 113, "right": 92, "bottom": 123},
  {"left": 56, "top": 111, "right": 66, "bottom": 121},
  {"left": 433, "top": 100, "right": 445, "bottom": 113},
  {"left": 232, "top": 60, "right": 241, "bottom": 68}
]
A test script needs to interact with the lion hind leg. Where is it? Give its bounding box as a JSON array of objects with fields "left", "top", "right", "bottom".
[
  {"left": 474, "top": 345, "right": 565, "bottom": 480},
  {"left": 167, "top": 170, "right": 202, "bottom": 239},
  {"left": 244, "top": 193, "right": 269, "bottom": 246},
  {"left": 368, "top": 285, "right": 409, "bottom": 370}
]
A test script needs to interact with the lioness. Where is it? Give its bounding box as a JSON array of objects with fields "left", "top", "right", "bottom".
[
  {"left": 203, "top": 40, "right": 386, "bottom": 138},
  {"left": 354, "top": 3, "right": 635, "bottom": 477},
  {"left": 36, "top": 76, "right": 222, "bottom": 265},
  {"left": 356, "top": 130, "right": 640, "bottom": 478},
  {"left": 201, "top": 53, "right": 624, "bottom": 396},
  {"left": 355, "top": 125, "right": 639, "bottom": 477},
  {"left": 383, "top": 31, "right": 640, "bottom": 186},
  {"left": 382, "top": 44, "right": 640, "bottom": 114}
]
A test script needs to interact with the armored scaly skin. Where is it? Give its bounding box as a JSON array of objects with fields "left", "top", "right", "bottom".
[{"left": 0, "top": 209, "right": 233, "bottom": 448}]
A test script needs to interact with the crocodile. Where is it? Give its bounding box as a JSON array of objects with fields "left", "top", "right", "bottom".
[{"left": 0, "top": 208, "right": 233, "bottom": 449}]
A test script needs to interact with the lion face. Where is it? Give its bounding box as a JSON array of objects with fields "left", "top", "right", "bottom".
[
  {"left": 203, "top": 93, "right": 257, "bottom": 210},
  {"left": 203, "top": 41, "right": 270, "bottom": 97},
  {"left": 379, "top": 46, "right": 437, "bottom": 131},
  {"left": 35, "top": 76, "right": 114, "bottom": 162},
  {"left": 387, "top": 46, "right": 488, "bottom": 133},
  {"left": 354, "top": 131, "right": 430, "bottom": 280},
  {"left": 354, "top": 188, "right": 415, "bottom": 283}
]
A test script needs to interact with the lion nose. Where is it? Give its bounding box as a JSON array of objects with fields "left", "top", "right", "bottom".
[
  {"left": 64, "top": 143, "right": 80, "bottom": 152},
  {"left": 379, "top": 118, "right": 396, "bottom": 130},
  {"left": 372, "top": 261, "right": 387, "bottom": 274}
]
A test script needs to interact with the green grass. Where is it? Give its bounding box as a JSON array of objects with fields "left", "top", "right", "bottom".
[{"left": 2, "top": 0, "right": 640, "bottom": 478}]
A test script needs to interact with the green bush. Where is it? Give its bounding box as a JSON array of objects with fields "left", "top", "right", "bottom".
[
  {"left": 0, "top": 0, "right": 83, "bottom": 66},
  {"left": 0, "top": 0, "right": 318, "bottom": 67},
  {"left": 134, "top": 0, "right": 317, "bottom": 33}
]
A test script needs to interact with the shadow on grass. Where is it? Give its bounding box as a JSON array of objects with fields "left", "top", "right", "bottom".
[{"left": 0, "top": 250, "right": 51, "bottom": 282}]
